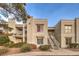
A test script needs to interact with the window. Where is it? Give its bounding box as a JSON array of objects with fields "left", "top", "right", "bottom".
[
  {"left": 37, "top": 37, "right": 43, "bottom": 44},
  {"left": 37, "top": 24, "right": 44, "bottom": 32},
  {"left": 65, "top": 37, "right": 72, "bottom": 45},
  {"left": 64, "top": 25, "right": 72, "bottom": 33}
]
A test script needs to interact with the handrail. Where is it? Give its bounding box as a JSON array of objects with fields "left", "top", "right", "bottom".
[
  {"left": 48, "top": 34, "right": 60, "bottom": 49},
  {"left": 50, "top": 35, "right": 60, "bottom": 48}
]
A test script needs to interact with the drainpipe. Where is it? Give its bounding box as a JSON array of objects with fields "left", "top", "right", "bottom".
[{"left": 75, "top": 19, "right": 76, "bottom": 43}]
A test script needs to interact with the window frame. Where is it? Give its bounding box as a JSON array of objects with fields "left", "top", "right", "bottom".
[
  {"left": 36, "top": 24, "right": 44, "bottom": 32},
  {"left": 64, "top": 25, "right": 72, "bottom": 33},
  {"left": 37, "top": 37, "right": 43, "bottom": 45},
  {"left": 65, "top": 37, "right": 72, "bottom": 45}
]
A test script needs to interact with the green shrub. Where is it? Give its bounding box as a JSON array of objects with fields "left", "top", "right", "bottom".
[
  {"left": 20, "top": 44, "right": 32, "bottom": 52},
  {"left": 3, "top": 41, "right": 14, "bottom": 47},
  {"left": 0, "top": 47, "right": 8, "bottom": 55},
  {"left": 69, "top": 43, "right": 79, "bottom": 48},
  {"left": 39, "top": 45, "right": 50, "bottom": 51},
  {"left": 9, "top": 41, "right": 14, "bottom": 44},
  {"left": 0, "top": 36, "right": 10, "bottom": 46},
  {"left": 9, "top": 42, "right": 26, "bottom": 48}
]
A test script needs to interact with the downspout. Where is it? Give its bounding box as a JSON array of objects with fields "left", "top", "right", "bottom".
[{"left": 75, "top": 19, "right": 76, "bottom": 43}]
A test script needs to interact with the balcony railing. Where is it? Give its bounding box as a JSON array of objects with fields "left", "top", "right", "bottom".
[
  {"left": 14, "top": 32, "right": 22, "bottom": 38},
  {"left": 15, "top": 33, "right": 27, "bottom": 38}
]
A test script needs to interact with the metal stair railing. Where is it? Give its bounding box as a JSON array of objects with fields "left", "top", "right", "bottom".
[
  {"left": 48, "top": 34, "right": 60, "bottom": 49},
  {"left": 50, "top": 35, "right": 60, "bottom": 49},
  {"left": 48, "top": 35, "right": 55, "bottom": 49}
]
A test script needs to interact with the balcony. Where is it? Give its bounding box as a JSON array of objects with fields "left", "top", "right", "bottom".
[
  {"left": 16, "top": 24, "right": 27, "bottom": 28},
  {"left": 15, "top": 34, "right": 23, "bottom": 38},
  {"left": 15, "top": 32, "right": 27, "bottom": 38}
]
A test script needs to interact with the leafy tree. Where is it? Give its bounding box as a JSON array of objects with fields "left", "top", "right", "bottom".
[
  {"left": 0, "top": 36, "right": 10, "bottom": 45},
  {"left": 0, "top": 3, "right": 30, "bottom": 43},
  {"left": 0, "top": 3, "right": 27, "bottom": 21}
]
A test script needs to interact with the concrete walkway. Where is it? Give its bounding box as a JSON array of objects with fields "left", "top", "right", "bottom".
[{"left": 6, "top": 49, "right": 79, "bottom": 56}]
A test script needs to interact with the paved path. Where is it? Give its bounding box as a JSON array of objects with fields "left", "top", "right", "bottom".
[{"left": 6, "top": 49, "right": 79, "bottom": 56}]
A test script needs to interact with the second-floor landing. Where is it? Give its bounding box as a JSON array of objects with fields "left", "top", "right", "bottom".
[{"left": 48, "top": 27, "right": 55, "bottom": 35}]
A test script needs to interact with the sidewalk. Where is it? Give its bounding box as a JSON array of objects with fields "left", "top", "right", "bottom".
[{"left": 6, "top": 49, "right": 79, "bottom": 56}]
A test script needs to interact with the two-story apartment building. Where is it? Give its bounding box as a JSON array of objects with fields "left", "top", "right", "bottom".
[
  {"left": 54, "top": 18, "right": 79, "bottom": 48},
  {"left": 2, "top": 16, "right": 48, "bottom": 47},
  {"left": 1, "top": 16, "right": 79, "bottom": 49},
  {"left": 27, "top": 17, "right": 48, "bottom": 46}
]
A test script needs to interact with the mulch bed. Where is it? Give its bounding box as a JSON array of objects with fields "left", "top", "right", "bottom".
[
  {"left": 2, "top": 48, "right": 21, "bottom": 55},
  {"left": 5, "top": 48, "right": 21, "bottom": 55},
  {"left": 0, "top": 46, "right": 20, "bottom": 55}
]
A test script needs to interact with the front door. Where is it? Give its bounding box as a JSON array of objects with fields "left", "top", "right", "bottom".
[{"left": 65, "top": 37, "right": 72, "bottom": 48}]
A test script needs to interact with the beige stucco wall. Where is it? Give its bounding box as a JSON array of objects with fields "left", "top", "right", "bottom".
[
  {"left": 27, "top": 18, "right": 48, "bottom": 47},
  {"left": 55, "top": 20, "right": 76, "bottom": 48},
  {"left": 75, "top": 18, "right": 79, "bottom": 43},
  {"left": 61, "top": 20, "right": 75, "bottom": 48},
  {"left": 27, "top": 17, "right": 33, "bottom": 44},
  {"left": 54, "top": 21, "right": 61, "bottom": 45}
]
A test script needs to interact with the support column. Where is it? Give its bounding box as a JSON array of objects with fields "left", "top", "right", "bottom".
[{"left": 23, "top": 23, "right": 25, "bottom": 42}]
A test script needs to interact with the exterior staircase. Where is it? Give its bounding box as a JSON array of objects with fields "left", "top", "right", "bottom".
[{"left": 48, "top": 34, "right": 60, "bottom": 49}]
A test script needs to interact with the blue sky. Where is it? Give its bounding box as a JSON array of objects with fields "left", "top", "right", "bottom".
[{"left": 25, "top": 3, "right": 79, "bottom": 27}]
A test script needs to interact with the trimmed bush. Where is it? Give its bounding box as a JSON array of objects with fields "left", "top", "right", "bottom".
[
  {"left": 20, "top": 44, "right": 32, "bottom": 52},
  {"left": 0, "top": 36, "right": 10, "bottom": 46},
  {"left": 3, "top": 41, "right": 14, "bottom": 47},
  {"left": 69, "top": 43, "right": 79, "bottom": 48},
  {"left": 39, "top": 45, "right": 50, "bottom": 51},
  {"left": 28, "top": 44, "right": 37, "bottom": 49},
  {"left": 0, "top": 47, "right": 8, "bottom": 55},
  {"left": 9, "top": 41, "right": 14, "bottom": 44}
]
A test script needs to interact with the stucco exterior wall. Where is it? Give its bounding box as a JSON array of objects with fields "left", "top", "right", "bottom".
[
  {"left": 27, "top": 18, "right": 48, "bottom": 47},
  {"left": 54, "top": 20, "right": 76, "bottom": 48},
  {"left": 75, "top": 18, "right": 79, "bottom": 43},
  {"left": 61, "top": 20, "right": 75, "bottom": 48},
  {"left": 55, "top": 21, "right": 61, "bottom": 44},
  {"left": 27, "top": 17, "right": 34, "bottom": 44}
]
